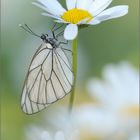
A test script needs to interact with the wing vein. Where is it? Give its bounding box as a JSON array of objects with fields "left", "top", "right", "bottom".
[
  {"left": 50, "top": 79, "right": 58, "bottom": 100},
  {"left": 53, "top": 70, "right": 67, "bottom": 93},
  {"left": 55, "top": 51, "right": 72, "bottom": 71},
  {"left": 55, "top": 53, "right": 72, "bottom": 86}
]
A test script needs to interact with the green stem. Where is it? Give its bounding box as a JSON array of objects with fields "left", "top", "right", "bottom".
[{"left": 69, "top": 37, "right": 78, "bottom": 113}]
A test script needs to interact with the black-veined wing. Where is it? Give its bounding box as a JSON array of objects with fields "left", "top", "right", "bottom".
[{"left": 21, "top": 43, "right": 73, "bottom": 114}]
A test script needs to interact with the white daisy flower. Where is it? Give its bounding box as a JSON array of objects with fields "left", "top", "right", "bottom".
[
  {"left": 26, "top": 126, "right": 79, "bottom": 140},
  {"left": 87, "top": 61, "right": 139, "bottom": 138},
  {"left": 25, "top": 61, "right": 138, "bottom": 140},
  {"left": 26, "top": 126, "right": 66, "bottom": 140},
  {"left": 32, "top": 0, "right": 128, "bottom": 40},
  {"left": 87, "top": 61, "right": 139, "bottom": 115},
  {"left": 129, "top": 132, "right": 139, "bottom": 140}
]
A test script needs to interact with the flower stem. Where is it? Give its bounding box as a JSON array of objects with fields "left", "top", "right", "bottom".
[{"left": 69, "top": 37, "right": 78, "bottom": 113}]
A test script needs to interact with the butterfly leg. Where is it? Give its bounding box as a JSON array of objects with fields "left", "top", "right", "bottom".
[
  {"left": 55, "top": 30, "right": 64, "bottom": 38},
  {"left": 61, "top": 47, "right": 72, "bottom": 53},
  {"left": 51, "top": 24, "right": 64, "bottom": 39},
  {"left": 51, "top": 23, "right": 57, "bottom": 39},
  {"left": 58, "top": 40, "right": 68, "bottom": 46}
]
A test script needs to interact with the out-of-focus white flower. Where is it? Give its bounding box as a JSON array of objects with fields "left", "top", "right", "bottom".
[
  {"left": 25, "top": 61, "right": 139, "bottom": 140},
  {"left": 87, "top": 61, "right": 139, "bottom": 116},
  {"left": 40, "top": 104, "right": 138, "bottom": 140},
  {"left": 129, "top": 132, "right": 139, "bottom": 140},
  {"left": 26, "top": 125, "right": 79, "bottom": 140},
  {"left": 33, "top": 0, "right": 128, "bottom": 40},
  {"left": 50, "top": 61, "right": 138, "bottom": 139},
  {"left": 26, "top": 126, "right": 46, "bottom": 140},
  {"left": 86, "top": 61, "right": 139, "bottom": 138}
]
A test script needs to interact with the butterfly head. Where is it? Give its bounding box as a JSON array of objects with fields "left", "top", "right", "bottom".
[{"left": 40, "top": 34, "right": 48, "bottom": 42}]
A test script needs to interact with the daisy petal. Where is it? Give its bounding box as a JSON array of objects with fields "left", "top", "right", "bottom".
[
  {"left": 88, "top": 19, "right": 101, "bottom": 25},
  {"left": 89, "top": 0, "right": 112, "bottom": 16},
  {"left": 42, "top": 13, "right": 61, "bottom": 20},
  {"left": 41, "top": 131, "right": 51, "bottom": 140},
  {"left": 64, "top": 24, "right": 78, "bottom": 40},
  {"left": 96, "top": 5, "right": 129, "bottom": 22},
  {"left": 38, "top": 0, "right": 66, "bottom": 16},
  {"left": 54, "top": 19, "right": 68, "bottom": 23},
  {"left": 78, "top": 18, "right": 92, "bottom": 24},
  {"left": 77, "top": 0, "right": 93, "bottom": 10},
  {"left": 66, "top": 0, "right": 77, "bottom": 10},
  {"left": 54, "top": 131, "right": 65, "bottom": 140},
  {"left": 32, "top": 2, "right": 49, "bottom": 12}
]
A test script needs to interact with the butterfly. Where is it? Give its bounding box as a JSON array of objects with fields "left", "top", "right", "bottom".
[{"left": 20, "top": 24, "right": 74, "bottom": 114}]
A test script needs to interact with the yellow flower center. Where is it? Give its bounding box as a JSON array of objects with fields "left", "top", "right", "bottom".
[
  {"left": 122, "top": 105, "right": 139, "bottom": 117},
  {"left": 61, "top": 8, "right": 93, "bottom": 24}
]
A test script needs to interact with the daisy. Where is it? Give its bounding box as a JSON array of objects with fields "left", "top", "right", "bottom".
[
  {"left": 49, "top": 62, "right": 139, "bottom": 140},
  {"left": 87, "top": 61, "right": 139, "bottom": 137},
  {"left": 26, "top": 125, "right": 79, "bottom": 140},
  {"left": 25, "top": 61, "right": 138, "bottom": 140},
  {"left": 26, "top": 128, "right": 66, "bottom": 140},
  {"left": 87, "top": 61, "right": 139, "bottom": 114},
  {"left": 33, "top": 0, "right": 128, "bottom": 40}
]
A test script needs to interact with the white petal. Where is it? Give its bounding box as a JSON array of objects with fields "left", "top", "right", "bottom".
[
  {"left": 41, "top": 131, "right": 51, "bottom": 140},
  {"left": 78, "top": 18, "right": 90, "bottom": 24},
  {"left": 88, "top": 0, "right": 112, "bottom": 16},
  {"left": 88, "top": 19, "right": 101, "bottom": 25},
  {"left": 95, "top": 5, "right": 129, "bottom": 22},
  {"left": 54, "top": 19, "right": 68, "bottom": 23},
  {"left": 42, "top": 13, "right": 61, "bottom": 20},
  {"left": 66, "top": 0, "right": 77, "bottom": 10},
  {"left": 64, "top": 24, "right": 78, "bottom": 40},
  {"left": 54, "top": 131, "right": 65, "bottom": 140},
  {"left": 32, "top": 2, "right": 56, "bottom": 16},
  {"left": 32, "top": 2, "right": 50, "bottom": 13},
  {"left": 38, "top": 0, "right": 66, "bottom": 16},
  {"left": 76, "top": 0, "right": 93, "bottom": 10}
]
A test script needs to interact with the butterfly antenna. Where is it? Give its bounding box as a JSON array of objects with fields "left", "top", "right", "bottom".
[{"left": 19, "top": 24, "right": 40, "bottom": 38}]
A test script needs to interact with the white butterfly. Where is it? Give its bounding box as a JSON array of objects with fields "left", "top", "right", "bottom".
[{"left": 20, "top": 24, "right": 74, "bottom": 114}]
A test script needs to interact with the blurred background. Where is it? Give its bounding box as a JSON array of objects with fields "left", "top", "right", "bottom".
[{"left": 1, "top": 0, "right": 139, "bottom": 140}]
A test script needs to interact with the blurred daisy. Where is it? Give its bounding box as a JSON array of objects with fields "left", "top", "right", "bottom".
[
  {"left": 26, "top": 105, "right": 137, "bottom": 140},
  {"left": 87, "top": 61, "right": 139, "bottom": 138},
  {"left": 49, "top": 106, "right": 139, "bottom": 140},
  {"left": 50, "top": 62, "right": 139, "bottom": 139},
  {"left": 87, "top": 61, "right": 139, "bottom": 115},
  {"left": 33, "top": 0, "right": 128, "bottom": 40},
  {"left": 129, "top": 132, "right": 139, "bottom": 140},
  {"left": 26, "top": 126, "right": 79, "bottom": 140},
  {"left": 25, "top": 62, "right": 139, "bottom": 140},
  {"left": 26, "top": 127, "right": 50, "bottom": 140}
]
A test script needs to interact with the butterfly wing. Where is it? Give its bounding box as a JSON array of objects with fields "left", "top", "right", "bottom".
[{"left": 21, "top": 43, "right": 73, "bottom": 114}]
